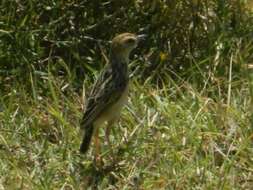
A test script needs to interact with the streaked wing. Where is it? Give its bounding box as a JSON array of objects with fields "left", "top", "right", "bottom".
[{"left": 80, "top": 66, "right": 122, "bottom": 128}]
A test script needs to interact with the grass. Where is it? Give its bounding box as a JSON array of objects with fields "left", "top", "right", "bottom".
[
  {"left": 1, "top": 1, "right": 253, "bottom": 189},
  {"left": 0, "top": 58, "right": 253, "bottom": 189}
]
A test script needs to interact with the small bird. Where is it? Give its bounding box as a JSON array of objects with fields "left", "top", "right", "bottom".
[{"left": 80, "top": 33, "right": 145, "bottom": 155}]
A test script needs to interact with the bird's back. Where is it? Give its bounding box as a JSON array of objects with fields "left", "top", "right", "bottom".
[{"left": 81, "top": 61, "right": 128, "bottom": 128}]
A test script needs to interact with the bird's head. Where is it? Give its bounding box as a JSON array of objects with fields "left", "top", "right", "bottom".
[{"left": 110, "top": 33, "right": 146, "bottom": 62}]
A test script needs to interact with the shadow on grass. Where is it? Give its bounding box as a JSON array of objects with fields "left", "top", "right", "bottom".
[
  {"left": 76, "top": 156, "right": 123, "bottom": 189},
  {"left": 77, "top": 146, "right": 129, "bottom": 189}
]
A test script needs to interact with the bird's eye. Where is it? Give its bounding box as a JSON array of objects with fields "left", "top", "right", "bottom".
[{"left": 126, "top": 38, "right": 135, "bottom": 44}]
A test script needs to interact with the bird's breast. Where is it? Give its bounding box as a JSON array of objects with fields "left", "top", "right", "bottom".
[
  {"left": 94, "top": 84, "right": 129, "bottom": 126},
  {"left": 105, "top": 83, "right": 129, "bottom": 118}
]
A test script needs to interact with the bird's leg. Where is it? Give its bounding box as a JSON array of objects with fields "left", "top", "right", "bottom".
[
  {"left": 106, "top": 119, "right": 121, "bottom": 165},
  {"left": 106, "top": 118, "right": 118, "bottom": 149},
  {"left": 105, "top": 121, "right": 112, "bottom": 148},
  {"left": 94, "top": 127, "right": 102, "bottom": 166}
]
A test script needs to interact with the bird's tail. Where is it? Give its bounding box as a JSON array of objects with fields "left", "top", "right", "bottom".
[{"left": 80, "top": 124, "right": 94, "bottom": 154}]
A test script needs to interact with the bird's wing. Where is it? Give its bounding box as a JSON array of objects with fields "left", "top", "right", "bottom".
[{"left": 80, "top": 66, "right": 123, "bottom": 128}]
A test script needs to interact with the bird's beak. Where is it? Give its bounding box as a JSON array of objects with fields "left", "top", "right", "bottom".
[{"left": 136, "top": 34, "right": 147, "bottom": 42}]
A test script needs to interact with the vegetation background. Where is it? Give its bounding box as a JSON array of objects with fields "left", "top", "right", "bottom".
[{"left": 1, "top": 0, "right": 253, "bottom": 189}]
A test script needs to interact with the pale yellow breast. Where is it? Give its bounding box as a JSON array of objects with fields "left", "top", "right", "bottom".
[{"left": 94, "top": 84, "right": 129, "bottom": 127}]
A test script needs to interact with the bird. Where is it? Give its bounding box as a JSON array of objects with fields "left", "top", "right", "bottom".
[{"left": 80, "top": 33, "right": 145, "bottom": 157}]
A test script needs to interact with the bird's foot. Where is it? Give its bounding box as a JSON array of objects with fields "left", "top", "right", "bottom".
[{"left": 93, "top": 155, "right": 104, "bottom": 168}]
